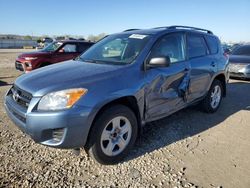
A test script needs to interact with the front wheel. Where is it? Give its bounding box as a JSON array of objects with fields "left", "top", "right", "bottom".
[
  {"left": 201, "top": 79, "right": 223, "bottom": 113},
  {"left": 85, "top": 105, "right": 138, "bottom": 165}
]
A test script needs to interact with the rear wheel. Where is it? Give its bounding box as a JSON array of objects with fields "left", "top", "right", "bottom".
[
  {"left": 202, "top": 79, "right": 223, "bottom": 113},
  {"left": 85, "top": 105, "right": 138, "bottom": 165}
]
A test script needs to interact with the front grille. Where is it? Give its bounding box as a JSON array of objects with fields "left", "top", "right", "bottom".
[
  {"left": 6, "top": 101, "right": 26, "bottom": 123},
  {"left": 9, "top": 86, "right": 32, "bottom": 108}
]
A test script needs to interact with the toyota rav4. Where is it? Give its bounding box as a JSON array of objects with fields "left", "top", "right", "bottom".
[{"left": 5, "top": 26, "right": 229, "bottom": 164}]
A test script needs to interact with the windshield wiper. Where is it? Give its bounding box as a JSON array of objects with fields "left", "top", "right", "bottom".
[
  {"left": 77, "top": 57, "right": 126, "bottom": 65},
  {"left": 83, "top": 59, "right": 97, "bottom": 63},
  {"left": 77, "top": 57, "right": 105, "bottom": 64}
]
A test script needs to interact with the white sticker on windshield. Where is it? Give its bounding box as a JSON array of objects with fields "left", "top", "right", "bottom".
[{"left": 129, "top": 34, "right": 148, "bottom": 39}]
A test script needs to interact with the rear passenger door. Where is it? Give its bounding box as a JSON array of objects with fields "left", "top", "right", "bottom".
[{"left": 186, "top": 33, "right": 216, "bottom": 102}]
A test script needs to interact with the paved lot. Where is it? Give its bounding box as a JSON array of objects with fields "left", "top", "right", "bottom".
[{"left": 0, "top": 50, "right": 250, "bottom": 187}]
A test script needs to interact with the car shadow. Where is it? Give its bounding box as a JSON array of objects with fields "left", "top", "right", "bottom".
[
  {"left": 125, "top": 81, "right": 250, "bottom": 162},
  {"left": 0, "top": 76, "right": 14, "bottom": 87},
  {"left": 0, "top": 80, "right": 12, "bottom": 87}
]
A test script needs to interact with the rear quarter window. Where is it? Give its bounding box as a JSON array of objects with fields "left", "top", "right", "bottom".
[
  {"left": 78, "top": 43, "right": 93, "bottom": 53},
  {"left": 205, "top": 35, "right": 219, "bottom": 54},
  {"left": 187, "top": 34, "right": 208, "bottom": 59}
]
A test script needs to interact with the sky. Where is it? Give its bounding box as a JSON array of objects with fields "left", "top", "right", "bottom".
[{"left": 0, "top": 0, "right": 249, "bottom": 43}]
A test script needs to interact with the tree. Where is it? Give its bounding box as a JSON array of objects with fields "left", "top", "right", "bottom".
[
  {"left": 24, "top": 35, "right": 32, "bottom": 40},
  {"left": 87, "top": 33, "right": 107, "bottom": 42}
]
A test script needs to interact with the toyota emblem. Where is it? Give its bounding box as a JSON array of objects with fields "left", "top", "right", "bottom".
[{"left": 12, "top": 90, "right": 20, "bottom": 102}]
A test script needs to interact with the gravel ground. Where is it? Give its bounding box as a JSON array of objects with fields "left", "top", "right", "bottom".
[{"left": 0, "top": 50, "right": 250, "bottom": 188}]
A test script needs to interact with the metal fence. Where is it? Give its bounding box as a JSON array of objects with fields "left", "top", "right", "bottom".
[{"left": 0, "top": 39, "right": 37, "bottom": 48}]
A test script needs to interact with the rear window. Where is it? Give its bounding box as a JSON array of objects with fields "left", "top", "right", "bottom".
[
  {"left": 205, "top": 35, "right": 219, "bottom": 54},
  {"left": 78, "top": 43, "right": 93, "bottom": 53},
  {"left": 187, "top": 34, "right": 208, "bottom": 58},
  {"left": 232, "top": 46, "right": 250, "bottom": 56}
]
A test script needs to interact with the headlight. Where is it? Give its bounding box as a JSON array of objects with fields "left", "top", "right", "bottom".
[
  {"left": 25, "top": 62, "right": 32, "bottom": 67},
  {"left": 245, "top": 64, "right": 250, "bottom": 73},
  {"left": 37, "top": 88, "right": 88, "bottom": 111},
  {"left": 24, "top": 57, "right": 37, "bottom": 60}
]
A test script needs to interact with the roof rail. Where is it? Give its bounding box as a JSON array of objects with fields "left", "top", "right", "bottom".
[
  {"left": 153, "top": 26, "right": 168, "bottom": 29},
  {"left": 123, "top": 29, "right": 140, "bottom": 32},
  {"left": 168, "top": 25, "right": 213, "bottom": 34}
]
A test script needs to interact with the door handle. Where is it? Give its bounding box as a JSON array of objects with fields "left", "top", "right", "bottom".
[{"left": 211, "top": 62, "right": 216, "bottom": 67}]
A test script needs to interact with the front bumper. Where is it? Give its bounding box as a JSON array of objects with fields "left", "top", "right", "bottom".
[
  {"left": 4, "top": 89, "right": 93, "bottom": 149},
  {"left": 15, "top": 58, "right": 33, "bottom": 72}
]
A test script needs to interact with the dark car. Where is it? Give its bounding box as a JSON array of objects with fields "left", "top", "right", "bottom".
[
  {"left": 228, "top": 45, "right": 250, "bottom": 79},
  {"left": 5, "top": 26, "right": 229, "bottom": 164},
  {"left": 15, "top": 40, "right": 94, "bottom": 73}
]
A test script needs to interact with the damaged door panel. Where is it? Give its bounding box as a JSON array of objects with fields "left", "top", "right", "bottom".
[
  {"left": 144, "top": 62, "right": 190, "bottom": 121},
  {"left": 143, "top": 32, "right": 190, "bottom": 122},
  {"left": 186, "top": 33, "right": 217, "bottom": 102}
]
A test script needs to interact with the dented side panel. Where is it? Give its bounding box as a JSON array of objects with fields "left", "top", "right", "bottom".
[
  {"left": 187, "top": 56, "right": 217, "bottom": 102},
  {"left": 144, "top": 61, "right": 190, "bottom": 121}
]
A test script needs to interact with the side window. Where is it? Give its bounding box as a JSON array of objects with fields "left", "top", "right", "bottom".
[
  {"left": 205, "top": 35, "right": 219, "bottom": 54},
  {"left": 61, "top": 44, "right": 77, "bottom": 53},
  {"left": 150, "top": 34, "right": 185, "bottom": 63},
  {"left": 187, "top": 34, "right": 208, "bottom": 58},
  {"left": 78, "top": 43, "right": 92, "bottom": 53}
]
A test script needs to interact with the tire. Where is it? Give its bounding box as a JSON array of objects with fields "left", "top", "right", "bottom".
[
  {"left": 201, "top": 79, "right": 223, "bottom": 113},
  {"left": 85, "top": 105, "right": 138, "bottom": 165}
]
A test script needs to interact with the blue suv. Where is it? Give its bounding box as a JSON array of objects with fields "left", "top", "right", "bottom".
[{"left": 4, "top": 26, "right": 229, "bottom": 164}]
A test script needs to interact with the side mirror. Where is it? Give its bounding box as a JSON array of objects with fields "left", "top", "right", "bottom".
[
  {"left": 58, "top": 49, "right": 65, "bottom": 53},
  {"left": 146, "top": 56, "right": 171, "bottom": 69}
]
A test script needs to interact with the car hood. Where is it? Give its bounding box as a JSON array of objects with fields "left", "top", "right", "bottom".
[
  {"left": 229, "top": 55, "right": 250, "bottom": 64},
  {"left": 15, "top": 60, "right": 127, "bottom": 96},
  {"left": 18, "top": 50, "right": 50, "bottom": 58}
]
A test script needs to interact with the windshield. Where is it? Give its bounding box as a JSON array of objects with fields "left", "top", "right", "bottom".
[
  {"left": 42, "top": 42, "right": 62, "bottom": 52},
  {"left": 79, "top": 33, "right": 150, "bottom": 64},
  {"left": 232, "top": 45, "right": 250, "bottom": 56}
]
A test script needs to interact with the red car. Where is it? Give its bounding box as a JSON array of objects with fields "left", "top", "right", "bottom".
[{"left": 15, "top": 40, "right": 94, "bottom": 73}]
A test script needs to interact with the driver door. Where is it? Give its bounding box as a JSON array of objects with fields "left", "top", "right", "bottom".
[{"left": 145, "top": 33, "right": 190, "bottom": 121}]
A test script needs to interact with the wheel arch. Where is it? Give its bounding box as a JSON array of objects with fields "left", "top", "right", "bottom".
[
  {"left": 213, "top": 73, "right": 227, "bottom": 97},
  {"left": 86, "top": 96, "right": 142, "bottom": 146}
]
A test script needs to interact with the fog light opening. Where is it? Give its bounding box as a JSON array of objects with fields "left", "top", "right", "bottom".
[{"left": 52, "top": 128, "right": 65, "bottom": 143}]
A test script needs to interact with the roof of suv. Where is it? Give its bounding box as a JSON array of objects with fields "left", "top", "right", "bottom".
[
  {"left": 56, "top": 40, "right": 94, "bottom": 44},
  {"left": 122, "top": 25, "right": 214, "bottom": 36}
]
